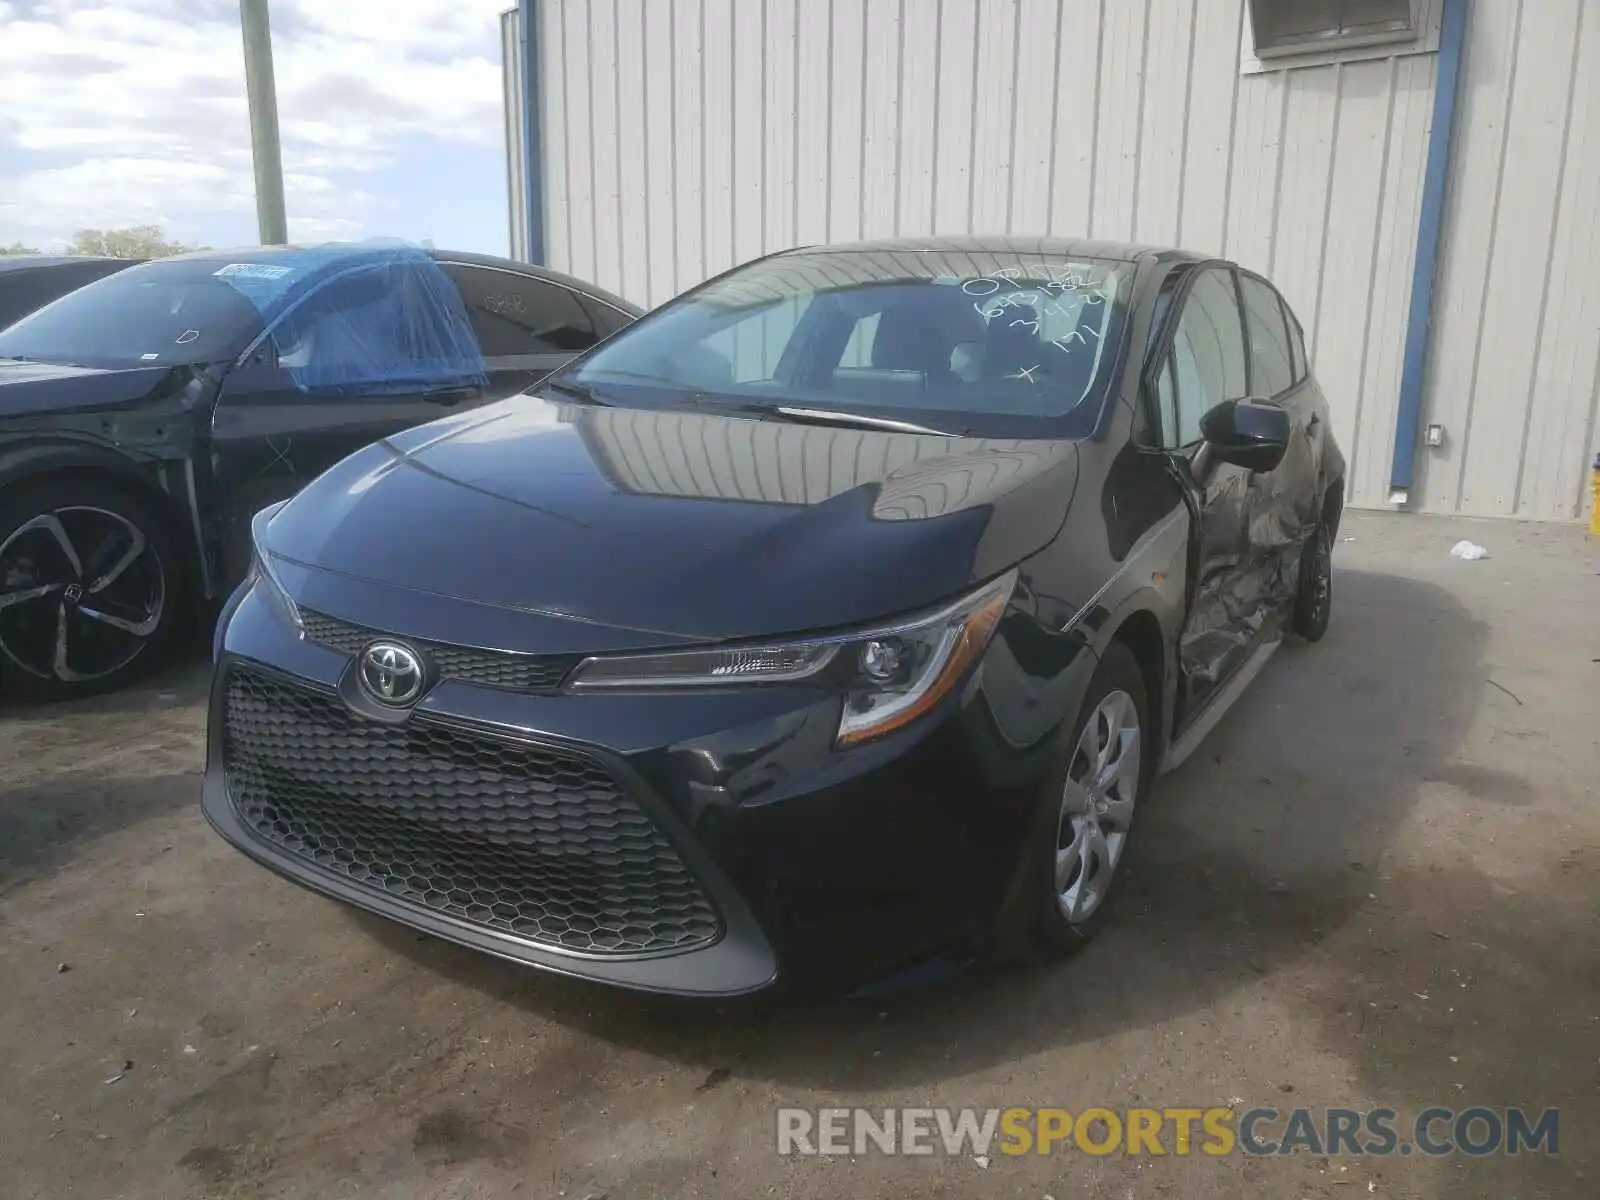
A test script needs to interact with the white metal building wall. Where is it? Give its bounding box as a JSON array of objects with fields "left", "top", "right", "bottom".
[
  {"left": 527, "top": 0, "right": 1600, "bottom": 521},
  {"left": 501, "top": 8, "right": 528, "bottom": 262}
]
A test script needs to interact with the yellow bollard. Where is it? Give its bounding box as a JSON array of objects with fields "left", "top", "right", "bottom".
[{"left": 1592, "top": 453, "right": 1600, "bottom": 536}]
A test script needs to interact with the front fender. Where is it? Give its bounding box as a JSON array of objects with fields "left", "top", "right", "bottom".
[
  {"left": 0, "top": 434, "right": 210, "bottom": 594},
  {"left": 0, "top": 433, "right": 157, "bottom": 493},
  {"left": 1075, "top": 505, "right": 1190, "bottom": 760}
]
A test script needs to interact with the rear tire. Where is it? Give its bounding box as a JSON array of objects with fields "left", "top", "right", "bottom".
[
  {"left": 995, "top": 641, "right": 1152, "bottom": 964},
  {"left": 0, "top": 478, "right": 182, "bottom": 703}
]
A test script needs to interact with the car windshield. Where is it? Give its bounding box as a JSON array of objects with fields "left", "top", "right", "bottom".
[
  {"left": 0, "top": 258, "right": 269, "bottom": 370},
  {"left": 562, "top": 247, "right": 1132, "bottom": 436}
]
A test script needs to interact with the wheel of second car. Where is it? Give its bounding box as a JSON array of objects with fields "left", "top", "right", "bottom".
[
  {"left": 996, "top": 641, "right": 1151, "bottom": 964},
  {"left": 0, "top": 478, "right": 180, "bottom": 702}
]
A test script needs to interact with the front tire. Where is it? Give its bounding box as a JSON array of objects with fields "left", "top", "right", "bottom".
[
  {"left": 0, "top": 478, "right": 180, "bottom": 702},
  {"left": 1291, "top": 522, "right": 1333, "bottom": 642},
  {"left": 996, "top": 641, "right": 1152, "bottom": 964}
]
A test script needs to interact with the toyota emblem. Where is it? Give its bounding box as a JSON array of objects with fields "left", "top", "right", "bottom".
[{"left": 358, "top": 641, "right": 425, "bottom": 706}]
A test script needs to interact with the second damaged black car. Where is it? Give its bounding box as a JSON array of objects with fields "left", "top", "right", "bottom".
[
  {"left": 0, "top": 242, "right": 637, "bottom": 699},
  {"left": 206, "top": 236, "right": 1345, "bottom": 996}
]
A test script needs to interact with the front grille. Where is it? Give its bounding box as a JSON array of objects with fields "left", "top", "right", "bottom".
[
  {"left": 299, "top": 610, "right": 370, "bottom": 656},
  {"left": 222, "top": 667, "right": 721, "bottom": 955},
  {"left": 299, "top": 610, "right": 579, "bottom": 692}
]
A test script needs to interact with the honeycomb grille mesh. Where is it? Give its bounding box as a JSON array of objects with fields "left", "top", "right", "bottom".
[
  {"left": 299, "top": 610, "right": 578, "bottom": 692},
  {"left": 222, "top": 668, "right": 720, "bottom": 955},
  {"left": 298, "top": 610, "right": 369, "bottom": 656}
]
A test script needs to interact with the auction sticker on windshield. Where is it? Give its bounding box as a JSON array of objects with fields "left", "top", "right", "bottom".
[{"left": 213, "top": 263, "right": 294, "bottom": 280}]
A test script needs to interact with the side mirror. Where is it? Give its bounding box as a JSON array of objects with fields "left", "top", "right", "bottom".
[{"left": 1198, "top": 399, "right": 1290, "bottom": 472}]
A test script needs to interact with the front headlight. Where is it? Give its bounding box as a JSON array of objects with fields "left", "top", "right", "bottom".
[
  {"left": 247, "top": 503, "right": 301, "bottom": 631},
  {"left": 566, "top": 569, "right": 1017, "bottom": 747}
]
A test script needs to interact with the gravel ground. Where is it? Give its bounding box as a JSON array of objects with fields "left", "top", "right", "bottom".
[{"left": 1, "top": 510, "right": 1596, "bottom": 1200}]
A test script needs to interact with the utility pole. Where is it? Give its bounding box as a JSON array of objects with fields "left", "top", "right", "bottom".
[{"left": 240, "top": 0, "right": 288, "bottom": 244}]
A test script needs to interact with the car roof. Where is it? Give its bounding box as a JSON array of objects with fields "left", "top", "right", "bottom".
[
  {"left": 780, "top": 235, "right": 1209, "bottom": 266},
  {"left": 0, "top": 255, "right": 137, "bottom": 273},
  {"left": 158, "top": 244, "right": 643, "bottom": 316}
]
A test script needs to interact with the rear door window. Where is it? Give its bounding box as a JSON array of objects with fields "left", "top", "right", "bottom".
[
  {"left": 1239, "top": 274, "right": 1296, "bottom": 397},
  {"left": 442, "top": 264, "right": 597, "bottom": 356},
  {"left": 578, "top": 295, "right": 636, "bottom": 339}
]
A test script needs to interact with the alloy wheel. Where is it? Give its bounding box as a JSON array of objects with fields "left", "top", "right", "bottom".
[
  {"left": 1055, "top": 688, "right": 1141, "bottom": 924},
  {"left": 0, "top": 506, "right": 165, "bottom": 683}
]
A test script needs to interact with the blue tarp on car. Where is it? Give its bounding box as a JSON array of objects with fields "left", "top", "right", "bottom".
[{"left": 215, "top": 240, "right": 488, "bottom": 395}]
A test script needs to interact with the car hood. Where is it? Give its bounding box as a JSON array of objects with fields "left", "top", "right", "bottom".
[
  {"left": 0, "top": 359, "right": 187, "bottom": 416},
  {"left": 266, "top": 395, "right": 1081, "bottom": 643}
]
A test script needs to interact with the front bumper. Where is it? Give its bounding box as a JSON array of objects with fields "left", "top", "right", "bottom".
[{"left": 202, "top": 581, "right": 1099, "bottom": 996}]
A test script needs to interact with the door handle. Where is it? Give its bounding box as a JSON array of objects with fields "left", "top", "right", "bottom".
[{"left": 422, "top": 386, "right": 480, "bottom": 406}]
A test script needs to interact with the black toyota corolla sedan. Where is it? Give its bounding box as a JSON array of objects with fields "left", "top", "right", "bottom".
[{"left": 205, "top": 236, "right": 1344, "bottom": 997}]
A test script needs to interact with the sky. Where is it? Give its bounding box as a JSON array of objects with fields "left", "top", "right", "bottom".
[{"left": 0, "top": 0, "right": 513, "bottom": 255}]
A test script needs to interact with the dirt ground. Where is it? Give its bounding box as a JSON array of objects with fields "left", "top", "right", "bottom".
[{"left": 1, "top": 510, "right": 1596, "bottom": 1200}]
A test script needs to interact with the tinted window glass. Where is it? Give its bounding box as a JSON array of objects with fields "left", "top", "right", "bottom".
[
  {"left": 0, "top": 259, "right": 264, "bottom": 369},
  {"left": 1240, "top": 275, "right": 1294, "bottom": 396},
  {"left": 579, "top": 294, "right": 635, "bottom": 339},
  {"left": 444, "top": 264, "right": 595, "bottom": 356},
  {"left": 564, "top": 250, "right": 1131, "bottom": 437},
  {"left": 1284, "top": 299, "right": 1308, "bottom": 382},
  {"left": 1166, "top": 269, "right": 1248, "bottom": 446},
  {"left": 0, "top": 261, "right": 133, "bottom": 330}
]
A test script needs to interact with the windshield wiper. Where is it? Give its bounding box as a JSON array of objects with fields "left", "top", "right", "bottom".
[
  {"left": 544, "top": 379, "right": 611, "bottom": 406},
  {"left": 771, "top": 406, "right": 961, "bottom": 436}
]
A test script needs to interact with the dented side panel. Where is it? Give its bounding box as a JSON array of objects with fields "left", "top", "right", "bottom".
[{"left": 1178, "top": 375, "right": 1340, "bottom": 725}]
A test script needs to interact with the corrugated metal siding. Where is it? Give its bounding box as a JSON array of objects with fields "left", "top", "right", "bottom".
[
  {"left": 529, "top": 0, "right": 1600, "bottom": 521},
  {"left": 1418, "top": 0, "right": 1600, "bottom": 519},
  {"left": 500, "top": 8, "right": 528, "bottom": 261}
]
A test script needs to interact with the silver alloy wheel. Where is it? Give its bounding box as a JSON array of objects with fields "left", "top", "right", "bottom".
[
  {"left": 1055, "top": 688, "right": 1141, "bottom": 924},
  {"left": 0, "top": 506, "right": 165, "bottom": 682}
]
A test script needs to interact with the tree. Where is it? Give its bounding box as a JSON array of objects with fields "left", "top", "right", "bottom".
[
  {"left": 68, "top": 225, "right": 198, "bottom": 260},
  {"left": 1, "top": 242, "right": 41, "bottom": 256}
]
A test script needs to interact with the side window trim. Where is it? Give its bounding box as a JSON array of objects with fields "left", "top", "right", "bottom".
[
  {"left": 1230, "top": 268, "right": 1255, "bottom": 399},
  {"left": 576, "top": 293, "right": 630, "bottom": 338},
  {"left": 586, "top": 295, "right": 637, "bottom": 323},
  {"left": 1237, "top": 269, "right": 1300, "bottom": 398},
  {"left": 1278, "top": 290, "right": 1301, "bottom": 382},
  {"left": 1158, "top": 349, "right": 1181, "bottom": 447},
  {"left": 1281, "top": 292, "right": 1308, "bottom": 384}
]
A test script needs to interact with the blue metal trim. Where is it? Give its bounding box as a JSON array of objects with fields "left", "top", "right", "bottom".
[
  {"left": 519, "top": 0, "right": 545, "bottom": 265},
  {"left": 1390, "top": 0, "right": 1469, "bottom": 494}
]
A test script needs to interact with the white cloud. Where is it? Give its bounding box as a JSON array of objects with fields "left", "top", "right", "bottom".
[
  {"left": 287, "top": 214, "right": 364, "bottom": 242},
  {"left": 0, "top": 0, "right": 508, "bottom": 247}
]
